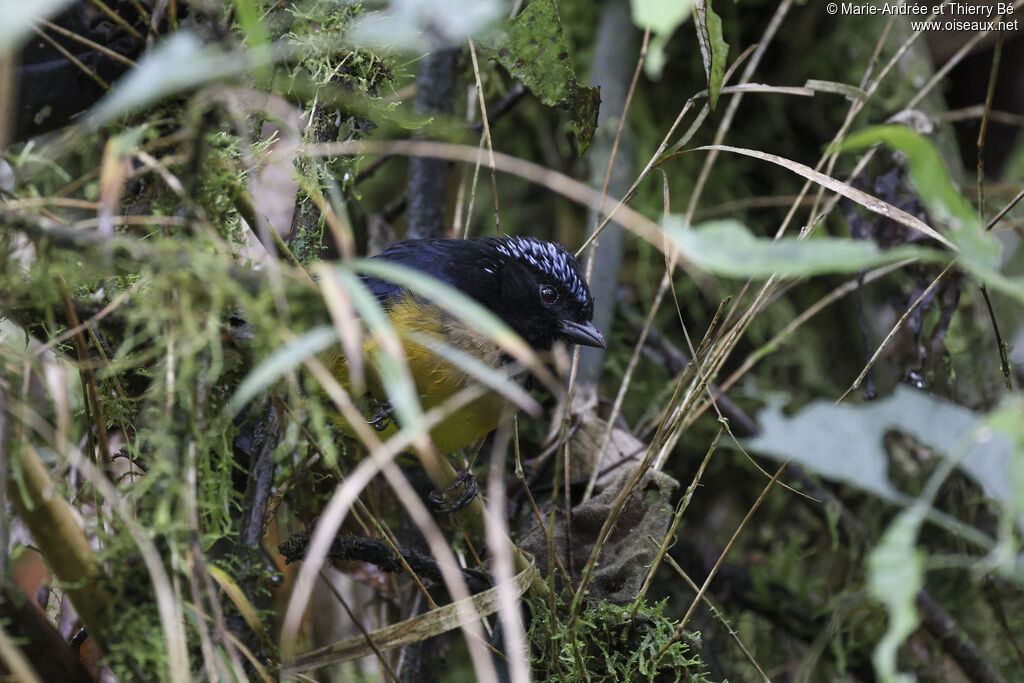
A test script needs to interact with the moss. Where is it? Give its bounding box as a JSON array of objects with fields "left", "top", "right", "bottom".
[
  {"left": 193, "top": 128, "right": 249, "bottom": 244},
  {"left": 527, "top": 594, "right": 715, "bottom": 682},
  {"left": 274, "top": 0, "right": 400, "bottom": 262}
]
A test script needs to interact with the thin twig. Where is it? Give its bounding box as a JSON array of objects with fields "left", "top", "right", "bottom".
[
  {"left": 986, "top": 188, "right": 1024, "bottom": 231},
  {"left": 468, "top": 40, "right": 501, "bottom": 234},
  {"left": 657, "top": 541, "right": 772, "bottom": 682},
  {"left": 976, "top": 26, "right": 1003, "bottom": 218},
  {"left": 658, "top": 462, "right": 787, "bottom": 657},
  {"left": 979, "top": 284, "right": 1013, "bottom": 391},
  {"left": 85, "top": 0, "right": 144, "bottom": 41},
  {"left": 30, "top": 27, "right": 110, "bottom": 89},
  {"left": 629, "top": 427, "right": 721, "bottom": 622},
  {"left": 40, "top": 20, "right": 138, "bottom": 67}
]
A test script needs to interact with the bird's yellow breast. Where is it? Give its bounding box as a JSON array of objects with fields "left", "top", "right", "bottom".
[{"left": 325, "top": 295, "right": 511, "bottom": 455}]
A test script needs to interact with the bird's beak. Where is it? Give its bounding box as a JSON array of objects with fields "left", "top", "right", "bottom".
[{"left": 559, "top": 320, "right": 606, "bottom": 349}]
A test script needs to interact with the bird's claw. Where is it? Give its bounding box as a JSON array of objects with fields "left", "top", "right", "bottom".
[
  {"left": 428, "top": 468, "right": 479, "bottom": 514},
  {"left": 368, "top": 401, "right": 394, "bottom": 431}
]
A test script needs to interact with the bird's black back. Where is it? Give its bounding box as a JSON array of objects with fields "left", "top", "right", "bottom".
[{"left": 362, "top": 238, "right": 491, "bottom": 303}]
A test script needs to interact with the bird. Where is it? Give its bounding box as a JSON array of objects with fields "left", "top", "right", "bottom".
[{"left": 325, "top": 235, "right": 605, "bottom": 507}]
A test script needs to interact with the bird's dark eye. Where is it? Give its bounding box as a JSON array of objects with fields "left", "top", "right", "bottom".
[{"left": 539, "top": 284, "right": 558, "bottom": 304}]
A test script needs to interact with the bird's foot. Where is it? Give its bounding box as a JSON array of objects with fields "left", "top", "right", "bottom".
[
  {"left": 428, "top": 468, "right": 479, "bottom": 514},
  {"left": 368, "top": 401, "right": 394, "bottom": 431}
]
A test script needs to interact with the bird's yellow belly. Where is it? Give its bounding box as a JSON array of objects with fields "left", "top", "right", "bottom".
[{"left": 324, "top": 297, "right": 511, "bottom": 455}]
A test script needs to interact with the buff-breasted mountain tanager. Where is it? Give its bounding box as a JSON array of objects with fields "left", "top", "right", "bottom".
[{"left": 326, "top": 235, "right": 604, "bottom": 508}]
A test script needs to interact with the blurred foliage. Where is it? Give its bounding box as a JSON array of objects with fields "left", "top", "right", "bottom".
[{"left": 2, "top": 0, "right": 1024, "bottom": 681}]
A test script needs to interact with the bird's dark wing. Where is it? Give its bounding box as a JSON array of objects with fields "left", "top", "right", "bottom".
[{"left": 362, "top": 239, "right": 466, "bottom": 303}]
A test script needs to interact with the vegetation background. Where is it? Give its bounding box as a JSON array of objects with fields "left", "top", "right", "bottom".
[{"left": 2, "top": 0, "right": 1024, "bottom": 681}]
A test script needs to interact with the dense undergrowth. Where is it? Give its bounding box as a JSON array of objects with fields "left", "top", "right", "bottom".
[{"left": 2, "top": 0, "right": 1024, "bottom": 681}]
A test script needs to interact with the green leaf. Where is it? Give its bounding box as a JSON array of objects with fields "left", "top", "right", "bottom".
[
  {"left": 234, "top": 0, "right": 269, "bottom": 48},
  {"left": 837, "top": 125, "right": 999, "bottom": 262},
  {"left": 693, "top": 144, "right": 955, "bottom": 248},
  {"left": 490, "top": 0, "right": 600, "bottom": 154},
  {"left": 868, "top": 511, "right": 924, "bottom": 683},
  {"left": 663, "top": 217, "right": 944, "bottom": 279},
  {"left": 630, "top": 0, "right": 696, "bottom": 78},
  {"left": 750, "top": 385, "right": 1023, "bottom": 675},
  {"left": 0, "top": 0, "right": 73, "bottom": 57},
  {"left": 746, "top": 386, "right": 1017, "bottom": 508},
  {"left": 234, "top": 0, "right": 271, "bottom": 80},
  {"left": 630, "top": 0, "right": 693, "bottom": 29},
  {"left": 987, "top": 400, "right": 1024, "bottom": 521},
  {"left": 694, "top": 0, "right": 728, "bottom": 109},
  {"left": 984, "top": 397, "right": 1024, "bottom": 569}
]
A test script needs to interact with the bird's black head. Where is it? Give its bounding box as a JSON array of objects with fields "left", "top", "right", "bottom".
[{"left": 459, "top": 236, "right": 605, "bottom": 351}]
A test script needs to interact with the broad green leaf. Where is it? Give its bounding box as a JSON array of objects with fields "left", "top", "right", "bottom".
[
  {"left": 0, "top": 0, "right": 73, "bottom": 57},
  {"left": 747, "top": 386, "right": 1016, "bottom": 509},
  {"left": 694, "top": 0, "right": 728, "bottom": 109},
  {"left": 698, "top": 141, "right": 1024, "bottom": 303},
  {"left": 490, "top": 0, "right": 600, "bottom": 154},
  {"left": 868, "top": 511, "right": 923, "bottom": 683},
  {"left": 630, "top": 0, "right": 696, "bottom": 78},
  {"left": 631, "top": 0, "right": 694, "bottom": 29},
  {"left": 350, "top": 0, "right": 504, "bottom": 52},
  {"left": 663, "top": 217, "right": 944, "bottom": 279}
]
